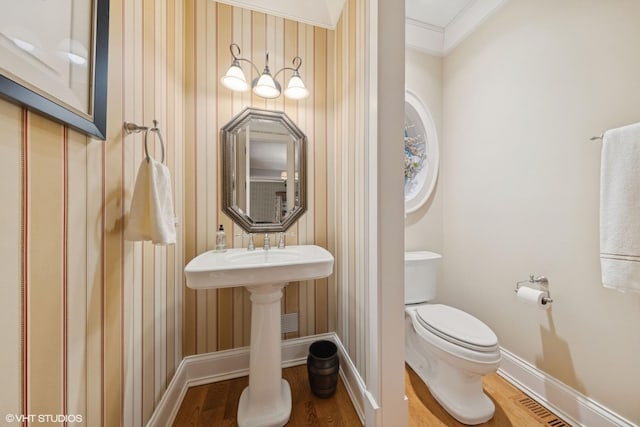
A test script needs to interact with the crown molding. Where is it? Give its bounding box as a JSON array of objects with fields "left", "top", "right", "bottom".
[
  {"left": 406, "top": 0, "right": 509, "bottom": 56},
  {"left": 406, "top": 18, "right": 445, "bottom": 57},
  {"left": 443, "top": 0, "right": 508, "bottom": 54}
]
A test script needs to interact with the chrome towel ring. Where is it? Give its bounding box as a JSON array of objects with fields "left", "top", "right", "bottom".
[
  {"left": 123, "top": 119, "right": 165, "bottom": 163},
  {"left": 144, "top": 120, "right": 165, "bottom": 163}
]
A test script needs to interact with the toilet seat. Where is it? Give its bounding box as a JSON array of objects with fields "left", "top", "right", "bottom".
[{"left": 416, "top": 304, "right": 498, "bottom": 352}]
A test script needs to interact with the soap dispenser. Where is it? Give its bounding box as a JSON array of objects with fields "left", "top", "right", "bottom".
[{"left": 215, "top": 224, "right": 227, "bottom": 252}]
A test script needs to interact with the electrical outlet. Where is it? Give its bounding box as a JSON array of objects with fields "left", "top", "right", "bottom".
[{"left": 281, "top": 313, "right": 298, "bottom": 333}]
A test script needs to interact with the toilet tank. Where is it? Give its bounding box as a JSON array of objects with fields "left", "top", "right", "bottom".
[{"left": 404, "top": 251, "right": 442, "bottom": 304}]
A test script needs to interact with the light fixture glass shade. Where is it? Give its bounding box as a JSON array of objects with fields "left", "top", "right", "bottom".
[
  {"left": 253, "top": 72, "right": 281, "bottom": 99},
  {"left": 221, "top": 44, "right": 310, "bottom": 100},
  {"left": 221, "top": 62, "right": 249, "bottom": 92},
  {"left": 284, "top": 73, "right": 309, "bottom": 100}
]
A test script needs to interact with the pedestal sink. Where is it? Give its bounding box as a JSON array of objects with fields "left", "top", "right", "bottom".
[{"left": 184, "top": 245, "right": 334, "bottom": 427}]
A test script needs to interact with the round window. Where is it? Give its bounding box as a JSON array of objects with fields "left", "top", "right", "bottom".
[{"left": 404, "top": 90, "right": 439, "bottom": 214}]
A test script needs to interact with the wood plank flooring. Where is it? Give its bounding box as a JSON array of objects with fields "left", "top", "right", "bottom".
[
  {"left": 173, "top": 364, "right": 568, "bottom": 426},
  {"left": 406, "top": 365, "right": 569, "bottom": 427},
  {"left": 173, "top": 364, "right": 361, "bottom": 426}
]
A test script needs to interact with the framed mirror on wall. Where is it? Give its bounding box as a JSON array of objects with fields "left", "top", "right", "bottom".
[
  {"left": 404, "top": 90, "right": 439, "bottom": 215},
  {"left": 221, "top": 107, "right": 307, "bottom": 233}
]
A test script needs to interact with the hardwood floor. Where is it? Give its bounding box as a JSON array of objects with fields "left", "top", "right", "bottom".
[
  {"left": 173, "top": 364, "right": 568, "bottom": 426},
  {"left": 173, "top": 364, "right": 361, "bottom": 426},
  {"left": 406, "top": 366, "right": 569, "bottom": 427}
]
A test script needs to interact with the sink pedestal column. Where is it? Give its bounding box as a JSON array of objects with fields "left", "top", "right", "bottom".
[{"left": 237, "top": 282, "right": 291, "bottom": 427}]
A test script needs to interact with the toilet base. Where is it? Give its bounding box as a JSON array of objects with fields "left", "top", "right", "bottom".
[
  {"left": 405, "top": 310, "right": 499, "bottom": 425},
  {"left": 407, "top": 356, "right": 495, "bottom": 425}
]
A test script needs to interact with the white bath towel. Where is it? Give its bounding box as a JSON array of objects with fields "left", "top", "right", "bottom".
[
  {"left": 125, "top": 157, "right": 176, "bottom": 245},
  {"left": 600, "top": 122, "right": 640, "bottom": 292}
]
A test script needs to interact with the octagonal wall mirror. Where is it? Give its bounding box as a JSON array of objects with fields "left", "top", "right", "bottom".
[{"left": 221, "top": 107, "right": 307, "bottom": 233}]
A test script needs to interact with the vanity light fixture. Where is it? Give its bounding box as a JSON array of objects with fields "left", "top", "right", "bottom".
[
  {"left": 221, "top": 43, "right": 309, "bottom": 100},
  {"left": 280, "top": 171, "right": 299, "bottom": 181}
]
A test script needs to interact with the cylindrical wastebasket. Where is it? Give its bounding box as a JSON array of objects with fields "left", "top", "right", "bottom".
[{"left": 307, "top": 340, "right": 339, "bottom": 398}]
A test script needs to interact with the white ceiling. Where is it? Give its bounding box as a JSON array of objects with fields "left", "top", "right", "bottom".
[
  {"left": 214, "top": 0, "right": 346, "bottom": 29},
  {"left": 406, "top": 0, "right": 474, "bottom": 28},
  {"left": 406, "top": 0, "right": 508, "bottom": 56},
  {"left": 217, "top": 0, "right": 507, "bottom": 56}
]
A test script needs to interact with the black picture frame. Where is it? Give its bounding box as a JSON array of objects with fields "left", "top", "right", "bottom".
[{"left": 0, "top": 0, "right": 110, "bottom": 140}]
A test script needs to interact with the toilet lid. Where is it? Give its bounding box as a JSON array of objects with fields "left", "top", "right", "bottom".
[{"left": 416, "top": 304, "right": 498, "bottom": 352}]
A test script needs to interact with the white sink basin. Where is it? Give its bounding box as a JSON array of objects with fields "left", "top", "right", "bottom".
[
  {"left": 184, "top": 243, "right": 335, "bottom": 427},
  {"left": 185, "top": 244, "right": 334, "bottom": 289}
]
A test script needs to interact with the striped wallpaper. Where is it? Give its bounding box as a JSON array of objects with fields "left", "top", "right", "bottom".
[
  {"left": 182, "top": 1, "right": 338, "bottom": 355},
  {"left": 0, "top": 0, "right": 184, "bottom": 425},
  {"left": 0, "top": 0, "right": 368, "bottom": 425},
  {"left": 182, "top": 1, "right": 369, "bottom": 380},
  {"left": 333, "top": 0, "right": 368, "bottom": 377}
]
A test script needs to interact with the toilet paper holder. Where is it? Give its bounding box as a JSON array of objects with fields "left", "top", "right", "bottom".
[{"left": 515, "top": 274, "right": 553, "bottom": 305}]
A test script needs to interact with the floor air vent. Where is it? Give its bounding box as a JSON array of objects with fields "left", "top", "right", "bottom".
[{"left": 515, "top": 396, "right": 570, "bottom": 426}]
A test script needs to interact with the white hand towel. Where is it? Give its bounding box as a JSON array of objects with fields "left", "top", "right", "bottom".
[
  {"left": 125, "top": 158, "right": 176, "bottom": 245},
  {"left": 600, "top": 122, "right": 640, "bottom": 292}
]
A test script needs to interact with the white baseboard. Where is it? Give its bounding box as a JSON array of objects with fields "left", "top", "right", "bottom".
[
  {"left": 498, "top": 347, "right": 637, "bottom": 427},
  {"left": 149, "top": 338, "right": 636, "bottom": 427},
  {"left": 146, "top": 333, "right": 369, "bottom": 427}
]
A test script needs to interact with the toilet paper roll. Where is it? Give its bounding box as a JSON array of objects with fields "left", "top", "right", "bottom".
[{"left": 516, "top": 287, "right": 550, "bottom": 310}]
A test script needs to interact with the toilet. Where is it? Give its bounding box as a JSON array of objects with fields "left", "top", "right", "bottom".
[{"left": 404, "top": 251, "right": 501, "bottom": 425}]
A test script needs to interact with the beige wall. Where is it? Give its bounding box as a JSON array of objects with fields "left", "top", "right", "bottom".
[
  {"left": 441, "top": 0, "right": 640, "bottom": 422},
  {"left": 404, "top": 48, "right": 444, "bottom": 253},
  {"left": 0, "top": 0, "right": 184, "bottom": 425}
]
